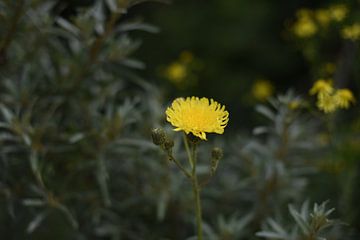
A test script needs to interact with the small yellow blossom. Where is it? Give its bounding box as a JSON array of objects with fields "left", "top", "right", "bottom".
[
  {"left": 165, "top": 62, "right": 187, "bottom": 83},
  {"left": 166, "top": 97, "right": 229, "bottom": 140},
  {"left": 342, "top": 23, "right": 360, "bottom": 41},
  {"left": 315, "top": 9, "right": 331, "bottom": 27},
  {"left": 334, "top": 89, "right": 356, "bottom": 108},
  {"left": 310, "top": 80, "right": 356, "bottom": 113},
  {"left": 288, "top": 100, "right": 302, "bottom": 110},
  {"left": 252, "top": 79, "right": 274, "bottom": 101},
  {"left": 321, "top": 63, "right": 336, "bottom": 75},
  {"left": 293, "top": 9, "right": 317, "bottom": 38},
  {"left": 317, "top": 93, "right": 338, "bottom": 113},
  {"left": 329, "top": 4, "right": 348, "bottom": 22},
  {"left": 309, "top": 79, "right": 333, "bottom": 96},
  {"left": 180, "top": 51, "right": 194, "bottom": 63}
]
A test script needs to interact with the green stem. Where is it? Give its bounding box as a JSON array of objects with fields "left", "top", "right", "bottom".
[
  {"left": 183, "top": 133, "right": 193, "bottom": 168},
  {"left": 169, "top": 154, "right": 191, "bottom": 179},
  {"left": 189, "top": 142, "right": 203, "bottom": 240}
]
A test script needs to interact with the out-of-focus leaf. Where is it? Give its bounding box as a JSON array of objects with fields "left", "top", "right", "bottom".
[
  {"left": 156, "top": 190, "right": 169, "bottom": 221},
  {"left": 56, "top": 17, "right": 80, "bottom": 37},
  {"left": 26, "top": 211, "right": 48, "bottom": 233},
  {"left": 68, "top": 133, "right": 85, "bottom": 143},
  {"left": 120, "top": 58, "right": 145, "bottom": 69},
  {"left": 0, "top": 104, "right": 13, "bottom": 122},
  {"left": 116, "top": 22, "right": 160, "bottom": 33},
  {"left": 22, "top": 198, "right": 46, "bottom": 207},
  {"left": 256, "top": 105, "right": 275, "bottom": 120},
  {"left": 256, "top": 231, "right": 287, "bottom": 239},
  {"left": 253, "top": 126, "right": 268, "bottom": 135},
  {"left": 289, "top": 204, "right": 310, "bottom": 235}
]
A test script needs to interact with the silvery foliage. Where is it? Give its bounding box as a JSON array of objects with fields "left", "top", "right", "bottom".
[
  {"left": 257, "top": 200, "right": 338, "bottom": 240},
  {"left": 0, "top": 0, "right": 169, "bottom": 239}
]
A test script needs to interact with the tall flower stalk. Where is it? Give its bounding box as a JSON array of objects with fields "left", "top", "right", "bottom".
[{"left": 152, "top": 96, "right": 229, "bottom": 239}]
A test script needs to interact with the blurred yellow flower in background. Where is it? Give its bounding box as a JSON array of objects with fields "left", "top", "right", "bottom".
[
  {"left": 334, "top": 89, "right": 356, "bottom": 109},
  {"left": 164, "top": 62, "right": 187, "bottom": 83},
  {"left": 293, "top": 10, "right": 318, "bottom": 38},
  {"left": 321, "top": 63, "right": 336, "bottom": 75},
  {"left": 162, "top": 51, "right": 201, "bottom": 89},
  {"left": 317, "top": 93, "right": 338, "bottom": 113},
  {"left": 342, "top": 23, "right": 360, "bottom": 41},
  {"left": 179, "top": 51, "right": 194, "bottom": 63},
  {"left": 310, "top": 79, "right": 355, "bottom": 113},
  {"left": 166, "top": 97, "right": 229, "bottom": 140},
  {"left": 315, "top": 9, "right": 331, "bottom": 27},
  {"left": 329, "top": 4, "right": 348, "bottom": 22},
  {"left": 288, "top": 100, "right": 302, "bottom": 110},
  {"left": 309, "top": 79, "right": 333, "bottom": 96},
  {"left": 252, "top": 79, "right": 274, "bottom": 101}
]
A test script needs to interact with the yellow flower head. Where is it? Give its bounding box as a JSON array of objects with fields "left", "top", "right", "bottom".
[
  {"left": 334, "top": 89, "right": 356, "bottom": 108},
  {"left": 317, "top": 93, "right": 338, "bottom": 113},
  {"left": 180, "top": 51, "right": 194, "bottom": 63},
  {"left": 329, "top": 4, "right": 348, "bottom": 22},
  {"left": 166, "top": 97, "right": 229, "bottom": 140},
  {"left": 252, "top": 79, "right": 274, "bottom": 101},
  {"left": 321, "top": 63, "right": 336, "bottom": 75},
  {"left": 309, "top": 79, "right": 333, "bottom": 96},
  {"left": 315, "top": 9, "right": 331, "bottom": 27},
  {"left": 165, "top": 62, "right": 187, "bottom": 83},
  {"left": 293, "top": 9, "right": 317, "bottom": 38},
  {"left": 342, "top": 23, "right": 360, "bottom": 41},
  {"left": 288, "top": 100, "right": 302, "bottom": 110}
]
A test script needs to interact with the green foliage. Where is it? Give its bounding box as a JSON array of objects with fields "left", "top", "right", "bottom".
[
  {"left": 1, "top": 1, "right": 359, "bottom": 240},
  {"left": 257, "top": 201, "right": 338, "bottom": 240}
]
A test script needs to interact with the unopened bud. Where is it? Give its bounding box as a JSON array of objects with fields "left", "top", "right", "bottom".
[
  {"left": 211, "top": 147, "right": 223, "bottom": 160},
  {"left": 210, "top": 147, "right": 223, "bottom": 175},
  {"left": 151, "top": 128, "right": 166, "bottom": 146},
  {"left": 164, "top": 138, "right": 174, "bottom": 150}
]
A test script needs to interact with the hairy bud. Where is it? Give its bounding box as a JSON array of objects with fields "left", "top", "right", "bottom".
[
  {"left": 211, "top": 147, "right": 223, "bottom": 175},
  {"left": 211, "top": 147, "right": 223, "bottom": 160},
  {"left": 164, "top": 138, "right": 174, "bottom": 150},
  {"left": 151, "top": 128, "right": 166, "bottom": 146}
]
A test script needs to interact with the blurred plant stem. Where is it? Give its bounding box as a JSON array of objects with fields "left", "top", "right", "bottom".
[{"left": 184, "top": 135, "right": 203, "bottom": 240}]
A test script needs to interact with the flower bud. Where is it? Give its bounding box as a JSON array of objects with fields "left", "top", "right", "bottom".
[
  {"left": 164, "top": 138, "right": 174, "bottom": 150},
  {"left": 211, "top": 147, "right": 223, "bottom": 175},
  {"left": 211, "top": 147, "right": 223, "bottom": 160},
  {"left": 151, "top": 128, "right": 166, "bottom": 146}
]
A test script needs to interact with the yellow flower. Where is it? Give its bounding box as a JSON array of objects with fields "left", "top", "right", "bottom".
[
  {"left": 288, "top": 100, "right": 302, "bottom": 110},
  {"left": 252, "top": 79, "right": 274, "bottom": 101},
  {"left": 315, "top": 9, "right": 331, "bottom": 27},
  {"left": 309, "top": 79, "right": 333, "bottom": 96},
  {"left": 329, "top": 4, "right": 348, "bottom": 22},
  {"left": 179, "top": 51, "right": 194, "bottom": 63},
  {"left": 334, "top": 89, "right": 356, "bottom": 108},
  {"left": 293, "top": 9, "right": 317, "bottom": 38},
  {"left": 341, "top": 23, "right": 360, "bottom": 41},
  {"left": 165, "top": 62, "right": 187, "bottom": 83},
  {"left": 317, "top": 93, "right": 338, "bottom": 113},
  {"left": 166, "top": 97, "right": 229, "bottom": 140},
  {"left": 321, "top": 63, "right": 336, "bottom": 75}
]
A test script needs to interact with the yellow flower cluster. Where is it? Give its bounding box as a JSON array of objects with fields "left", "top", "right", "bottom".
[
  {"left": 165, "top": 63, "right": 187, "bottom": 82},
  {"left": 329, "top": 4, "right": 348, "bottom": 22},
  {"left": 342, "top": 23, "right": 360, "bottom": 41},
  {"left": 166, "top": 97, "right": 229, "bottom": 140},
  {"left": 293, "top": 9, "right": 318, "bottom": 38},
  {"left": 252, "top": 79, "right": 274, "bottom": 101},
  {"left": 163, "top": 51, "right": 196, "bottom": 88},
  {"left": 310, "top": 79, "right": 355, "bottom": 113},
  {"left": 292, "top": 4, "right": 348, "bottom": 38}
]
